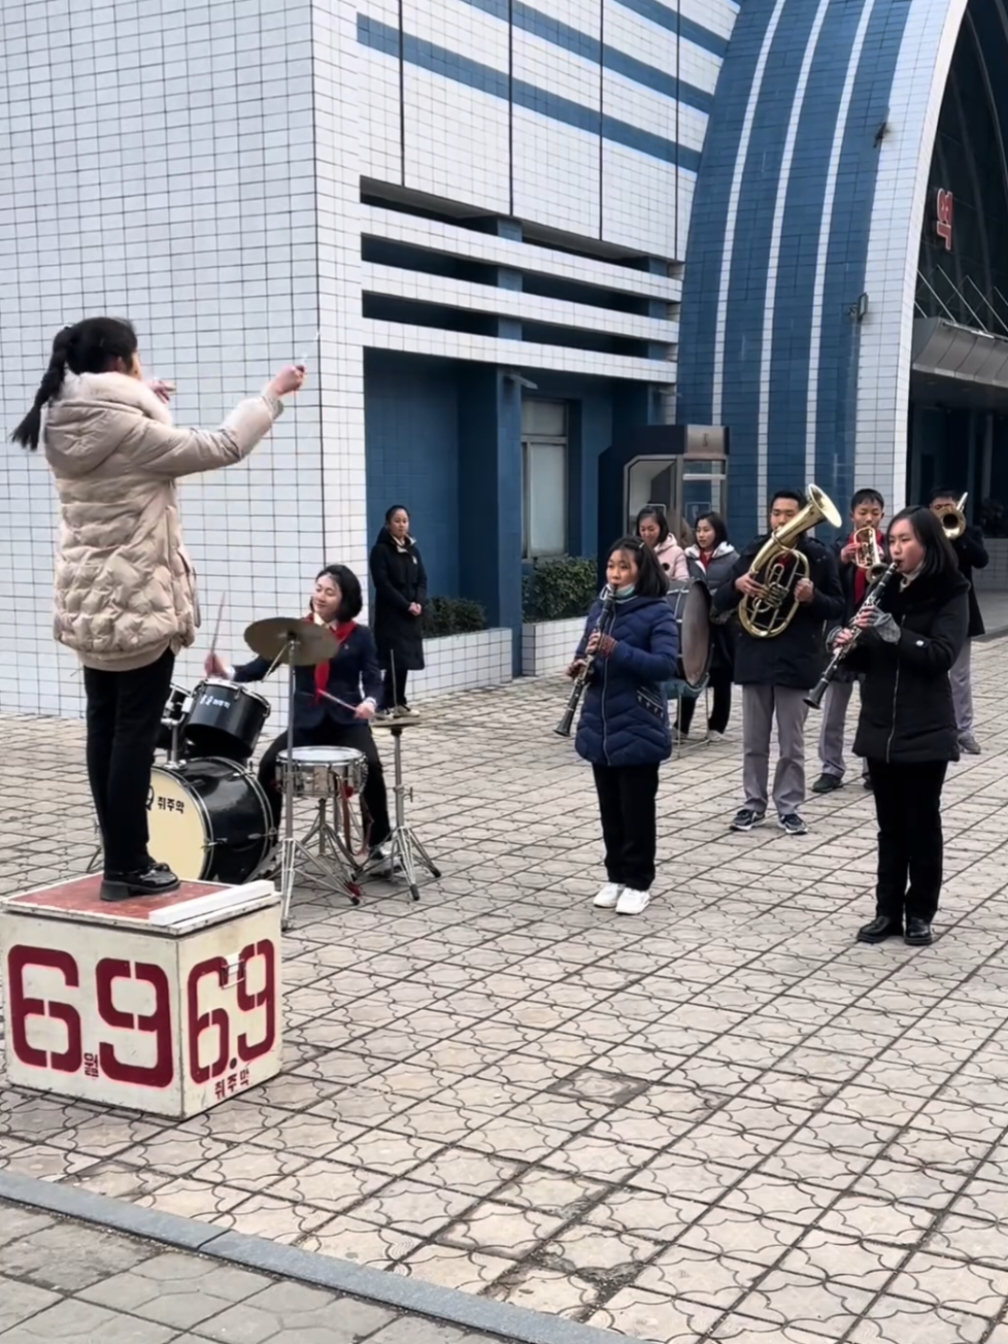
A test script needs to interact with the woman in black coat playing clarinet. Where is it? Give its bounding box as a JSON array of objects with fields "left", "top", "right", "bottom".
[
  {"left": 831, "top": 507, "right": 969, "bottom": 948},
  {"left": 370, "top": 505, "right": 427, "bottom": 713}
]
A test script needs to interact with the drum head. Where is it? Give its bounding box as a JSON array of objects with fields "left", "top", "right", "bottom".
[
  {"left": 679, "top": 581, "right": 712, "bottom": 689},
  {"left": 147, "top": 766, "right": 209, "bottom": 881},
  {"left": 285, "top": 746, "right": 364, "bottom": 766}
]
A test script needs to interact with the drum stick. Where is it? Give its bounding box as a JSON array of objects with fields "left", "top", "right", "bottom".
[
  {"left": 315, "top": 688, "right": 360, "bottom": 714},
  {"left": 208, "top": 594, "right": 226, "bottom": 660}
]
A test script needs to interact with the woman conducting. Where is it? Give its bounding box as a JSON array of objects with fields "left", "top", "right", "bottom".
[
  {"left": 635, "top": 505, "right": 687, "bottom": 583},
  {"left": 678, "top": 511, "right": 738, "bottom": 739},
  {"left": 568, "top": 537, "right": 678, "bottom": 918},
  {"left": 205, "top": 564, "right": 392, "bottom": 859},
  {"left": 370, "top": 505, "right": 427, "bottom": 713},
  {"left": 833, "top": 507, "right": 969, "bottom": 947},
  {"left": 12, "top": 316, "right": 304, "bottom": 902}
]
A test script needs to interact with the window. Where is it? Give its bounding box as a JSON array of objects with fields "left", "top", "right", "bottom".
[{"left": 522, "top": 400, "right": 568, "bottom": 558}]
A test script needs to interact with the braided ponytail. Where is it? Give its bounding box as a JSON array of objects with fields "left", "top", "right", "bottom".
[{"left": 10, "top": 317, "right": 138, "bottom": 451}]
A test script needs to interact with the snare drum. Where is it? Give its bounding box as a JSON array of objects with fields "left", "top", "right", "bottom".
[
  {"left": 278, "top": 745, "right": 368, "bottom": 798},
  {"left": 147, "top": 757, "right": 274, "bottom": 884},
  {"left": 184, "top": 679, "right": 271, "bottom": 762}
]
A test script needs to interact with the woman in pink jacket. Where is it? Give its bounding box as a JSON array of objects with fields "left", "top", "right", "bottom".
[
  {"left": 636, "top": 506, "right": 688, "bottom": 583},
  {"left": 12, "top": 317, "right": 305, "bottom": 902}
]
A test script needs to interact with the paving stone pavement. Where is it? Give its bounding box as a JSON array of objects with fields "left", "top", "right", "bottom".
[
  {"left": 0, "top": 1198, "right": 505, "bottom": 1342},
  {"left": 2, "top": 646, "right": 1008, "bottom": 1343}
]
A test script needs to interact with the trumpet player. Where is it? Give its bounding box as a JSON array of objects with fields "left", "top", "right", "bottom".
[
  {"left": 713, "top": 489, "right": 844, "bottom": 836},
  {"left": 812, "top": 489, "right": 886, "bottom": 796},
  {"left": 929, "top": 487, "right": 988, "bottom": 754}
]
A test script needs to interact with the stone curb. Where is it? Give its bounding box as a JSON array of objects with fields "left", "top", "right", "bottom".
[{"left": 0, "top": 1171, "right": 625, "bottom": 1344}]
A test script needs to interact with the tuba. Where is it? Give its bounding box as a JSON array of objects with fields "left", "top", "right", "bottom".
[
  {"left": 738, "top": 484, "right": 842, "bottom": 639},
  {"left": 935, "top": 492, "right": 968, "bottom": 541}
]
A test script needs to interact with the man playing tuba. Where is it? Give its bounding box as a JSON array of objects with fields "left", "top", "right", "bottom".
[{"left": 713, "top": 488, "right": 844, "bottom": 836}]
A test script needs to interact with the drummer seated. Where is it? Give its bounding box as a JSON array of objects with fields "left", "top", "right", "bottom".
[{"left": 205, "top": 564, "right": 392, "bottom": 858}]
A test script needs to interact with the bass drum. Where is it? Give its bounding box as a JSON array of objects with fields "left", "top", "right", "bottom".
[
  {"left": 665, "top": 581, "right": 712, "bottom": 698},
  {"left": 147, "top": 758, "right": 274, "bottom": 884}
]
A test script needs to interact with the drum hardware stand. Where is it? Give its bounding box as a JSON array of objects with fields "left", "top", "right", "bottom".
[{"left": 370, "top": 721, "right": 440, "bottom": 902}]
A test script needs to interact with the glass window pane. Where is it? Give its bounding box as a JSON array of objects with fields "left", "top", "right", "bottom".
[
  {"left": 522, "top": 399, "right": 566, "bottom": 437},
  {"left": 528, "top": 441, "right": 566, "bottom": 555}
]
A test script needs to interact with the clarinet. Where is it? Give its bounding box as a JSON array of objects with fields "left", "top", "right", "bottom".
[
  {"left": 554, "top": 587, "right": 616, "bottom": 737},
  {"left": 805, "top": 562, "right": 899, "bottom": 709}
]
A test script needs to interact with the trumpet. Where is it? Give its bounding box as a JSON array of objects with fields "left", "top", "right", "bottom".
[
  {"left": 935, "top": 492, "right": 968, "bottom": 540},
  {"left": 852, "top": 525, "right": 888, "bottom": 578},
  {"left": 738, "top": 484, "right": 842, "bottom": 639},
  {"left": 555, "top": 587, "right": 616, "bottom": 736}
]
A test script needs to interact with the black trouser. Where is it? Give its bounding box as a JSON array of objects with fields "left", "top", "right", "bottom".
[
  {"left": 677, "top": 669, "right": 732, "bottom": 735},
  {"left": 84, "top": 649, "right": 175, "bottom": 876},
  {"left": 866, "top": 758, "right": 948, "bottom": 922},
  {"left": 382, "top": 662, "right": 409, "bottom": 710},
  {"left": 258, "top": 720, "right": 391, "bottom": 846},
  {"left": 592, "top": 763, "right": 660, "bottom": 891}
]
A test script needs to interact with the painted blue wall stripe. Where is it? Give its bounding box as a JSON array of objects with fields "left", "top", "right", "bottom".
[
  {"left": 720, "top": 0, "right": 822, "bottom": 532},
  {"left": 766, "top": 0, "right": 869, "bottom": 496},
  {"left": 676, "top": 0, "right": 781, "bottom": 429},
  {"left": 814, "top": 0, "right": 911, "bottom": 507},
  {"left": 613, "top": 0, "right": 730, "bottom": 57},
  {"left": 358, "top": 14, "right": 702, "bottom": 172},
  {"left": 456, "top": 0, "right": 714, "bottom": 114}
]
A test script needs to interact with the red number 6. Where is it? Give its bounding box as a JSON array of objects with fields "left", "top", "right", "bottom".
[
  {"left": 187, "top": 957, "right": 230, "bottom": 1083},
  {"left": 8, "top": 946, "right": 82, "bottom": 1073}
]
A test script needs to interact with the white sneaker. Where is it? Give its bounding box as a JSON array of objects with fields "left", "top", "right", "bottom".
[
  {"left": 616, "top": 887, "right": 652, "bottom": 916},
  {"left": 593, "top": 882, "right": 623, "bottom": 909}
]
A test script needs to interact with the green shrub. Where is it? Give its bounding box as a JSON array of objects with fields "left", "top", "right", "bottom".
[
  {"left": 522, "top": 557, "right": 598, "bottom": 622},
  {"left": 423, "top": 596, "right": 487, "bottom": 637}
]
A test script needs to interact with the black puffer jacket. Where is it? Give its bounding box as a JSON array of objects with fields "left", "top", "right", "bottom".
[
  {"left": 844, "top": 569, "right": 969, "bottom": 764},
  {"left": 712, "top": 535, "right": 844, "bottom": 690}
]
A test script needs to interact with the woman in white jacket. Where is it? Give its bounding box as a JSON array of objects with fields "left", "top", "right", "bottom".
[
  {"left": 12, "top": 317, "right": 305, "bottom": 902},
  {"left": 635, "top": 506, "right": 688, "bottom": 583}
]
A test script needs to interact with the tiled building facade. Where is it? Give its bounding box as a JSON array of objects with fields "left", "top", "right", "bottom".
[{"left": 0, "top": 0, "right": 997, "bottom": 715}]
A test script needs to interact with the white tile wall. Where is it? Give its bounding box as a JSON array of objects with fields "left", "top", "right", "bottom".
[
  {"left": 410, "top": 630, "right": 514, "bottom": 699},
  {"left": 522, "top": 618, "right": 588, "bottom": 676}
]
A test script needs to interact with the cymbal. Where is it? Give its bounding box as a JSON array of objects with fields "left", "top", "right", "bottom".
[
  {"left": 371, "top": 710, "right": 423, "bottom": 729},
  {"left": 244, "top": 617, "right": 334, "bottom": 667}
]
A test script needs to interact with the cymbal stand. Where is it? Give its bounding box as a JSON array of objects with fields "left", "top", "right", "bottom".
[{"left": 379, "top": 722, "right": 440, "bottom": 902}]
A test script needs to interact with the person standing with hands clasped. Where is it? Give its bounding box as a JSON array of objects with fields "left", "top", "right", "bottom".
[
  {"left": 929, "top": 487, "right": 988, "bottom": 754},
  {"left": 370, "top": 505, "right": 427, "bottom": 714},
  {"left": 11, "top": 316, "right": 304, "bottom": 901},
  {"left": 831, "top": 508, "right": 968, "bottom": 947},
  {"left": 713, "top": 489, "right": 844, "bottom": 836},
  {"left": 568, "top": 537, "right": 678, "bottom": 917}
]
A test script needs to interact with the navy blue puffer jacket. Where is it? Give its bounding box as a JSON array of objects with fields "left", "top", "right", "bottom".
[{"left": 573, "top": 593, "right": 679, "bottom": 766}]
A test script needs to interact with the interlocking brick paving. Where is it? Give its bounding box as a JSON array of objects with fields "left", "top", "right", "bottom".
[{"left": 2, "top": 644, "right": 1008, "bottom": 1343}]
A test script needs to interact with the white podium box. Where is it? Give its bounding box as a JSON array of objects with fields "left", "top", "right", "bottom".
[{"left": 1, "top": 875, "right": 283, "bottom": 1119}]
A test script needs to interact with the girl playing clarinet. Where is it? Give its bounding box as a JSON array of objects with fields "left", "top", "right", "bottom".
[{"left": 568, "top": 537, "right": 678, "bottom": 916}]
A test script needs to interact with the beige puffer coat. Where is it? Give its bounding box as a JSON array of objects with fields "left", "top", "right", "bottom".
[{"left": 44, "top": 372, "right": 283, "bottom": 672}]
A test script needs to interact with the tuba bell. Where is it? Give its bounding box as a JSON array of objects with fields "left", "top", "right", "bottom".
[
  {"left": 935, "top": 492, "right": 968, "bottom": 541},
  {"left": 738, "top": 484, "right": 842, "bottom": 639}
]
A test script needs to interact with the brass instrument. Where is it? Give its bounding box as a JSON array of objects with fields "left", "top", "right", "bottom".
[
  {"left": 738, "top": 484, "right": 842, "bottom": 639},
  {"left": 852, "top": 525, "right": 888, "bottom": 579},
  {"left": 935, "top": 492, "right": 968, "bottom": 540}
]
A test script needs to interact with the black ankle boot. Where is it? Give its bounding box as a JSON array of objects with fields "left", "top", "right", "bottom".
[
  {"left": 857, "top": 915, "right": 903, "bottom": 944},
  {"left": 101, "top": 864, "right": 181, "bottom": 903}
]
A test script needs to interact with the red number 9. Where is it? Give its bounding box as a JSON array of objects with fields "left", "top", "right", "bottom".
[
  {"left": 237, "top": 940, "right": 276, "bottom": 1062},
  {"left": 96, "top": 959, "right": 174, "bottom": 1089}
]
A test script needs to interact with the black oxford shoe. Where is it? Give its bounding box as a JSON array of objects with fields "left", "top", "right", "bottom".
[
  {"left": 857, "top": 915, "right": 904, "bottom": 944},
  {"left": 905, "top": 917, "right": 933, "bottom": 946},
  {"left": 101, "top": 864, "right": 181, "bottom": 903}
]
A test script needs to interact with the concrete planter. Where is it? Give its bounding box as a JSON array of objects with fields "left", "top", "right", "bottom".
[
  {"left": 521, "top": 617, "right": 586, "bottom": 677},
  {"left": 410, "top": 629, "right": 513, "bottom": 700}
]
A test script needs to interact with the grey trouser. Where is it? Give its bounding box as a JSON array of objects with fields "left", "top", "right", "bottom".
[
  {"left": 818, "top": 678, "right": 868, "bottom": 780},
  {"left": 949, "top": 639, "right": 973, "bottom": 737},
  {"left": 742, "top": 685, "right": 809, "bottom": 817}
]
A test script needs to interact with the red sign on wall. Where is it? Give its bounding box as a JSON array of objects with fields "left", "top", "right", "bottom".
[{"left": 935, "top": 189, "right": 954, "bottom": 251}]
